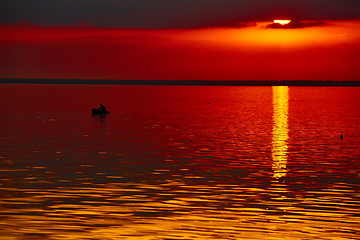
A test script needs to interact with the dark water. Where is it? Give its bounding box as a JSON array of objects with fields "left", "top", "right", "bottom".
[{"left": 0, "top": 84, "right": 359, "bottom": 239}]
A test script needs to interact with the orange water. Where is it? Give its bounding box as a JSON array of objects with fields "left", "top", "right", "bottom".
[{"left": 0, "top": 85, "right": 359, "bottom": 239}]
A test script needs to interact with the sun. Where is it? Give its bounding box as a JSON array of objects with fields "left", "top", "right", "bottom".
[{"left": 274, "top": 20, "right": 291, "bottom": 25}]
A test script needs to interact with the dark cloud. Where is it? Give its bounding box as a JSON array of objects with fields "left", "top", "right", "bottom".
[
  {"left": 0, "top": 0, "right": 359, "bottom": 28},
  {"left": 209, "top": 21, "right": 258, "bottom": 28},
  {"left": 266, "top": 20, "right": 327, "bottom": 29}
]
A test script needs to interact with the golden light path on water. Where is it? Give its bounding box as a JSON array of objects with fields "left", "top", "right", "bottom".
[{"left": 272, "top": 86, "right": 289, "bottom": 179}]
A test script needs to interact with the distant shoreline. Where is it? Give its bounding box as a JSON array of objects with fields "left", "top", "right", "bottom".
[{"left": 1, "top": 79, "right": 359, "bottom": 86}]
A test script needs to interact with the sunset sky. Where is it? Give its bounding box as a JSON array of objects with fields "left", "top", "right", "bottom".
[{"left": 0, "top": 0, "right": 359, "bottom": 81}]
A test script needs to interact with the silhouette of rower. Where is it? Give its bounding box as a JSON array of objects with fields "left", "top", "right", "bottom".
[
  {"left": 340, "top": 133, "right": 343, "bottom": 140},
  {"left": 99, "top": 103, "right": 106, "bottom": 113}
]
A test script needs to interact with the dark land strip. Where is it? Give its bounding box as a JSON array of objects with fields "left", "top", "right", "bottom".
[{"left": 1, "top": 79, "right": 359, "bottom": 86}]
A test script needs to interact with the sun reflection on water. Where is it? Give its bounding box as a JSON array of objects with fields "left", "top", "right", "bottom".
[{"left": 272, "top": 86, "right": 289, "bottom": 179}]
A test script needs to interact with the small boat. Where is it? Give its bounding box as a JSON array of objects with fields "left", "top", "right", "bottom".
[{"left": 92, "top": 108, "right": 110, "bottom": 115}]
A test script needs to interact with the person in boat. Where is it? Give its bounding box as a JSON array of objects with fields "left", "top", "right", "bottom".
[
  {"left": 99, "top": 103, "right": 107, "bottom": 113},
  {"left": 340, "top": 133, "right": 343, "bottom": 140}
]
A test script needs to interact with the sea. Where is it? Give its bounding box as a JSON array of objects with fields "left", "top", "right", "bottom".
[{"left": 0, "top": 84, "right": 359, "bottom": 240}]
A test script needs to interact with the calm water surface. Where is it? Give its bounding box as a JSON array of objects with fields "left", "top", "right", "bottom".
[{"left": 0, "top": 85, "right": 359, "bottom": 239}]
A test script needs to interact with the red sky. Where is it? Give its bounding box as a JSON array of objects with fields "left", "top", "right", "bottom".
[{"left": 1, "top": 20, "right": 359, "bottom": 81}]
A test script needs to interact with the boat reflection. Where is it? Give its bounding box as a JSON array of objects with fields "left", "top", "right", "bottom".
[{"left": 272, "top": 86, "right": 289, "bottom": 179}]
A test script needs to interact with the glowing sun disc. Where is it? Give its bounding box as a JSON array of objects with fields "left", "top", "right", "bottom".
[{"left": 274, "top": 20, "right": 291, "bottom": 25}]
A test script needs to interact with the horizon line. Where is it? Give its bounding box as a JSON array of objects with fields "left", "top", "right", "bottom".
[{"left": 1, "top": 78, "right": 359, "bottom": 86}]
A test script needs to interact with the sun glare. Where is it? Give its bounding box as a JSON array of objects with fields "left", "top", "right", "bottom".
[{"left": 274, "top": 20, "right": 291, "bottom": 25}]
